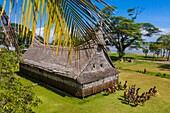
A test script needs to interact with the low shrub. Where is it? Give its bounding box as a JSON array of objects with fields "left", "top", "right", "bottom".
[{"left": 0, "top": 48, "right": 41, "bottom": 112}]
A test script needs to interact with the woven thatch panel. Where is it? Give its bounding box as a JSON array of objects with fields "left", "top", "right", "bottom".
[
  {"left": 20, "top": 39, "right": 119, "bottom": 98},
  {"left": 21, "top": 40, "right": 119, "bottom": 84},
  {"left": 22, "top": 40, "right": 96, "bottom": 80}
]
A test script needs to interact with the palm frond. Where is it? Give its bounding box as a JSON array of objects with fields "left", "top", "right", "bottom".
[
  {"left": 0, "top": 0, "right": 6, "bottom": 17},
  {"left": 1, "top": 0, "right": 111, "bottom": 54}
]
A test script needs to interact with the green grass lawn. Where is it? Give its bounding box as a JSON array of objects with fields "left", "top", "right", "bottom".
[
  {"left": 114, "top": 60, "right": 170, "bottom": 79},
  {"left": 114, "top": 61, "right": 170, "bottom": 74},
  {"left": 15, "top": 70, "right": 170, "bottom": 113},
  {"left": 2, "top": 50, "right": 169, "bottom": 112},
  {"left": 9, "top": 53, "right": 170, "bottom": 113}
]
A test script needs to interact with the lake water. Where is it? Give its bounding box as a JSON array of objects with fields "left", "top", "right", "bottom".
[{"left": 108, "top": 46, "right": 153, "bottom": 54}]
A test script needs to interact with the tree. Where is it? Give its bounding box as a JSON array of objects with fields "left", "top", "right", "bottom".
[
  {"left": 0, "top": 24, "right": 30, "bottom": 51},
  {"left": 127, "top": 7, "right": 144, "bottom": 20},
  {"left": 149, "top": 42, "right": 161, "bottom": 59},
  {"left": 0, "top": 23, "right": 45, "bottom": 54},
  {"left": 11, "top": 23, "right": 31, "bottom": 48},
  {"left": 11, "top": 23, "right": 44, "bottom": 51},
  {"left": 105, "top": 16, "right": 142, "bottom": 59},
  {"left": 142, "top": 47, "right": 149, "bottom": 57},
  {"left": 157, "top": 34, "right": 170, "bottom": 61},
  {"left": 101, "top": 7, "right": 159, "bottom": 59}
]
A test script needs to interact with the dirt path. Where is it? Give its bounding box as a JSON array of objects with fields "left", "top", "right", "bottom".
[{"left": 138, "top": 60, "right": 170, "bottom": 64}]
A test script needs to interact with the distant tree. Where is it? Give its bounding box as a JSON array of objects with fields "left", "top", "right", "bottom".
[
  {"left": 0, "top": 23, "right": 44, "bottom": 53},
  {"left": 106, "top": 16, "right": 142, "bottom": 59},
  {"left": 142, "top": 48, "right": 149, "bottom": 57},
  {"left": 149, "top": 42, "right": 161, "bottom": 59},
  {"left": 101, "top": 7, "right": 159, "bottom": 60},
  {"left": 11, "top": 23, "right": 31, "bottom": 48},
  {"left": 157, "top": 34, "right": 170, "bottom": 61},
  {"left": 0, "top": 23, "right": 30, "bottom": 52}
]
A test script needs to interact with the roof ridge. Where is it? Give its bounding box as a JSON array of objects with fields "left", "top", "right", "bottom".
[{"left": 103, "top": 48, "right": 115, "bottom": 68}]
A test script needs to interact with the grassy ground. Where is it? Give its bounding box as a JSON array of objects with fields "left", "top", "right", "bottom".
[
  {"left": 108, "top": 53, "right": 170, "bottom": 79},
  {"left": 10, "top": 53, "right": 170, "bottom": 113},
  {"left": 15, "top": 70, "right": 170, "bottom": 113},
  {"left": 115, "top": 60, "right": 170, "bottom": 74},
  {"left": 114, "top": 61, "right": 170, "bottom": 79}
]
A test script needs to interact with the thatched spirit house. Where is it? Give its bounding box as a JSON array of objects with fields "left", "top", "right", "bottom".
[{"left": 20, "top": 39, "right": 119, "bottom": 98}]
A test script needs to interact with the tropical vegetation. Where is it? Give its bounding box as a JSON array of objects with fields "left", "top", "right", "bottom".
[
  {"left": 0, "top": 48, "right": 41, "bottom": 112},
  {"left": 156, "top": 34, "right": 170, "bottom": 61},
  {"left": 0, "top": 0, "right": 170, "bottom": 113}
]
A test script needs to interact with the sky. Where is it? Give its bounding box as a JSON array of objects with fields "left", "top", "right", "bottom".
[
  {"left": 102, "top": 0, "right": 170, "bottom": 29},
  {"left": 100, "top": 0, "right": 170, "bottom": 41},
  {"left": 0, "top": 0, "right": 170, "bottom": 42}
]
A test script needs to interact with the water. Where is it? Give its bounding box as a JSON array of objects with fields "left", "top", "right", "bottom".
[{"left": 108, "top": 46, "right": 153, "bottom": 54}]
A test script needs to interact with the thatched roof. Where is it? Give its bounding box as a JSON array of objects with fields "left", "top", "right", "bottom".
[{"left": 22, "top": 40, "right": 118, "bottom": 84}]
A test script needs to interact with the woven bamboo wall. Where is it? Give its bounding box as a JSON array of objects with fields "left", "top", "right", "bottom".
[{"left": 20, "top": 63, "right": 118, "bottom": 98}]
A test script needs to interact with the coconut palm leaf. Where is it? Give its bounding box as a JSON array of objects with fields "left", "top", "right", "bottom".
[{"left": 1, "top": 0, "right": 111, "bottom": 53}]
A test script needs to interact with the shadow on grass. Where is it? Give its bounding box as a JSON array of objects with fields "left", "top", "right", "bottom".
[
  {"left": 103, "top": 94, "right": 109, "bottom": 96},
  {"left": 109, "top": 56, "right": 119, "bottom": 61},
  {"left": 158, "top": 64, "right": 170, "bottom": 71},
  {"left": 118, "top": 97, "right": 137, "bottom": 107},
  {"left": 117, "top": 97, "right": 124, "bottom": 101},
  {"left": 109, "top": 55, "right": 136, "bottom": 61},
  {"left": 15, "top": 71, "right": 73, "bottom": 98}
]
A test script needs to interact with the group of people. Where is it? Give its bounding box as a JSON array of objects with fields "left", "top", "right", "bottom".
[
  {"left": 105, "top": 81, "right": 157, "bottom": 106},
  {"left": 123, "top": 84, "right": 157, "bottom": 106},
  {"left": 105, "top": 81, "right": 127, "bottom": 94}
]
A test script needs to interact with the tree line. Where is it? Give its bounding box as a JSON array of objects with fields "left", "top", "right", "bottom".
[{"left": 142, "top": 34, "right": 170, "bottom": 61}]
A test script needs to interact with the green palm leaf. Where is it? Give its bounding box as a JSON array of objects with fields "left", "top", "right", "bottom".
[{"left": 1, "top": 0, "right": 112, "bottom": 55}]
